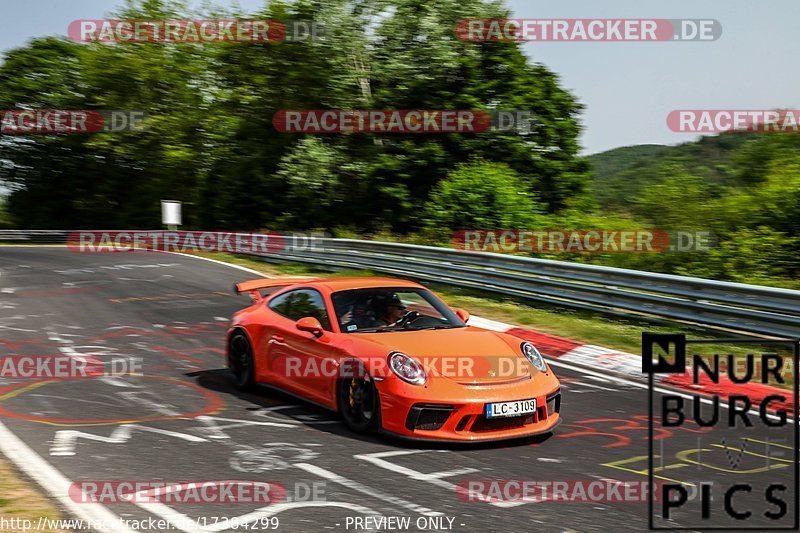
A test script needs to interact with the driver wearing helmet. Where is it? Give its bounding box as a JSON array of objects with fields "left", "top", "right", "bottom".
[
  {"left": 375, "top": 293, "right": 407, "bottom": 327},
  {"left": 338, "top": 292, "right": 407, "bottom": 330}
]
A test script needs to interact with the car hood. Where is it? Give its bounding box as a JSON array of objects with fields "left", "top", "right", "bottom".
[{"left": 347, "top": 326, "right": 534, "bottom": 384}]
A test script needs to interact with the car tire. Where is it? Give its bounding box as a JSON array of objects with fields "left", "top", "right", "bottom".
[
  {"left": 337, "top": 367, "right": 381, "bottom": 434},
  {"left": 229, "top": 331, "right": 255, "bottom": 391}
]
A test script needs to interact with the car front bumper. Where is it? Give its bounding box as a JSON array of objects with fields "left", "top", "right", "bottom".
[{"left": 376, "top": 371, "right": 562, "bottom": 442}]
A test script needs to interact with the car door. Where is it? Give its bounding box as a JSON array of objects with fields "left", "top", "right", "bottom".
[{"left": 266, "top": 288, "right": 338, "bottom": 406}]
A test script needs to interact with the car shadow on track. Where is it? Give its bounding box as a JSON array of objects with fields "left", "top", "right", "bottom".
[{"left": 187, "top": 368, "right": 555, "bottom": 450}]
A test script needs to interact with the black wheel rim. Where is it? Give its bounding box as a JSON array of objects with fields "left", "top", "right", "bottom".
[
  {"left": 341, "top": 375, "right": 376, "bottom": 428},
  {"left": 230, "top": 335, "right": 251, "bottom": 383}
]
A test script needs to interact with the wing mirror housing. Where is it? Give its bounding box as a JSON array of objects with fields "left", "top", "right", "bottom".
[
  {"left": 455, "top": 308, "right": 470, "bottom": 324},
  {"left": 296, "top": 316, "right": 324, "bottom": 337}
]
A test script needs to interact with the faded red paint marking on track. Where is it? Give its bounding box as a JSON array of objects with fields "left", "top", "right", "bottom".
[
  {"left": 0, "top": 375, "right": 224, "bottom": 425},
  {"left": 556, "top": 416, "right": 676, "bottom": 448},
  {"left": 152, "top": 345, "right": 206, "bottom": 364},
  {"left": 81, "top": 322, "right": 227, "bottom": 343},
  {"left": 16, "top": 287, "right": 92, "bottom": 297},
  {"left": 86, "top": 327, "right": 175, "bottom": 341},
  {"left": 0, "top": 338, "right": 56, "bottom": 351}
]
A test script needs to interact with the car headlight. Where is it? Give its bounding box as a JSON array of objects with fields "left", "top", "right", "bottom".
[
  {"left": 521, "top": 342, "right": 548, "bottom": 372},
  {"left": 388, "top": 352, "right": 427, "bottom": 385}
]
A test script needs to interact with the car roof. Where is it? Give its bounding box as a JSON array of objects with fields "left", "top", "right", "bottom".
[{"left": 310, "top": 277, "right": 425, "bottom": 293}]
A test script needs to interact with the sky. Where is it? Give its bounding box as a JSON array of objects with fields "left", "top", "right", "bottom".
[{"left": 1, "top": 0, "right": 798, "bottom": 154}]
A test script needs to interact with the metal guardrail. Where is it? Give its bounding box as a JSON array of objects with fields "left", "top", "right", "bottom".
[
  {"left": 2, "top": 230, "right": 799, "bottom": 338},
  {"left": 0, "top": 229, "right": 70, "bottom": 243},
  {"left": 255, "top": 239, "right": 800, "bottom": 339}
]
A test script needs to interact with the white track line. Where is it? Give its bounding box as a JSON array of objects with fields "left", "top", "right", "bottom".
[
  {"left": 162, "top": 251, "right": 270, "bottom": 277},
  {"left": 294, "top": 462, "right": 443, "bottom": 516},
  {"left": 0, "top": 249, "right": 269, "bottom": 532},
  {"left": 0, "top": 246, "right": 791, "bottom": 532},
  {"left": 0, "top": 422, "right": 138, "bottom": 533}
]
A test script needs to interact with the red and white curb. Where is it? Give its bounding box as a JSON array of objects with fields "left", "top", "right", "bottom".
[{"left": 468, "top": 316, "right": 794, "bottom": 412}]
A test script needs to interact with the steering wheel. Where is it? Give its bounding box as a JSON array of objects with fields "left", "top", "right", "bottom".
[{"left": 394, "top": 310, "right": 421, "bottom": 328}]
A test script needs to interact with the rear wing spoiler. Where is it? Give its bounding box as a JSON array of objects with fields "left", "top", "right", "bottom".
[{"left": 233, "top": 277, "right": 320, "bottom": 302}]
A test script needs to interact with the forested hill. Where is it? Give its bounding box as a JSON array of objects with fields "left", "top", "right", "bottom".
[
  {"left": 581, "top": 132, "right": 800, "bottom": 287},
  {"left": 587, "top": 144, "right": 669, "bottom": 182},
  {"left": 586, "top": 133, "right": 781, "bottom": 210}
]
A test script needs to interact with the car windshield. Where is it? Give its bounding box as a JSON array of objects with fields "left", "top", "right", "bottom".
[{"left": 331, "top": 287, "right": 466, "bottom": 333}]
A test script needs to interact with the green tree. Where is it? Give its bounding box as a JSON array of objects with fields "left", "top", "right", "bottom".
[
  {"left": 275, "top": 137, "right": 342, "bottom": 229},
  {"left": 423, "top": 160, "right": 543, "bottom": 238},
  {"left": 0, "top": 196, "right": 12, "bottom": 227},
  {"left": 1, "top": 0, "right": 588, "bottom": 235},
  {"left": 676, "top": 227, "right": 799, "bottom": 286}
]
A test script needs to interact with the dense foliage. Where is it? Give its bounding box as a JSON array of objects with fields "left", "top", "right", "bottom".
[
  {"left": 584, "top": 134, "right": 800, "bottom": 287},
  {"left": 0, "top": 0, "right": 586, "bottom": 232},
  {"left": 1, "top": 0, "right": 798, "bottom": 288}
]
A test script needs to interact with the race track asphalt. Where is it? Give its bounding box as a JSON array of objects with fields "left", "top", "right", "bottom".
[{"left": 0, "top": 247, "right": 795, "bottom": 532}]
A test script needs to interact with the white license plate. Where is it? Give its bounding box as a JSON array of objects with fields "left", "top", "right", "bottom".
[{"left": 485, "top": 398, "right": 536, "bottom": 419}]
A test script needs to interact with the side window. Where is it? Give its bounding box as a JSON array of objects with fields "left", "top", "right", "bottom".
[
  {"left": 268, "top": 289, "right": 332, "bottom": 331},
  {"left": 268, "top": 291, "right": 294, "bottom": 318},
  {"left": 288, "top": 290, "right": 332, "bottom": 331}
]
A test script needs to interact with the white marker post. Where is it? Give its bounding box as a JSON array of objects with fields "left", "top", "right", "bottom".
[{"left": 161, "top": 200, "right": 182, "bottom": 230}]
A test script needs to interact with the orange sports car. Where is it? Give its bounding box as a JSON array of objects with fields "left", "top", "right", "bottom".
[{"left": 227, "top": 276, "right": 561, "bottom": 442}]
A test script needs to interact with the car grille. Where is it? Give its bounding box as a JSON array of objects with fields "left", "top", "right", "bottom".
[
  {"left": 546, "top": 389, "right": 561, "bottom": 415},
  {"left": 405, "top": 404, "right": 454, "bottom": 431}
]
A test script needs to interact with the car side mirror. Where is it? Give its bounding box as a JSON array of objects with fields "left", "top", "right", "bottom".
[
  {"left": 296, "top": 316, "right": 324, "bottom": 337},
  {"left": 455, "top": 308, "right": 470, "bottom": 324}
]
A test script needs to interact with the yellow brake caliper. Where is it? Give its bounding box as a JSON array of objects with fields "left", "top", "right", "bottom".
[{"left": 349, "top": 378, "right": 357, "bottom": 407}]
